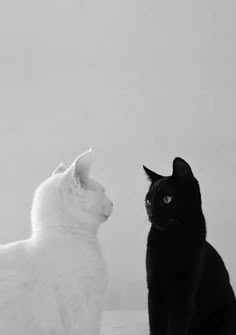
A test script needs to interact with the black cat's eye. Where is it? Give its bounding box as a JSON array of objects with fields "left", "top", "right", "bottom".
[
  {"left": 162, "top": 195, "right": 173, "bottom": 205},
  {"left": 145, "top": 199, "right": 151, "bottom": 206}
]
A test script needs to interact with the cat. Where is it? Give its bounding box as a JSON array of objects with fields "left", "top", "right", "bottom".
[
  {"left": 0, "top": 148, "right": 113, "bottom": 335},
  {"left": 143, "top": 157, "right": 236, "bottom": 335}
]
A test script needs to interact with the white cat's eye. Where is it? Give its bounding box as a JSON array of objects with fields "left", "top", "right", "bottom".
[{"left": 162, "top": 195, "right": 173, "bottom": 205}]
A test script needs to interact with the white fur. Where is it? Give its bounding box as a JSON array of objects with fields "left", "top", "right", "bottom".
[{"left": 0, "top": 149, "right": 113, "bottom": 335}]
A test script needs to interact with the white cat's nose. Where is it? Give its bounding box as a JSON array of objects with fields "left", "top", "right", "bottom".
[{"left": 106, "top": 201, "right": 113, "bottom": 217}]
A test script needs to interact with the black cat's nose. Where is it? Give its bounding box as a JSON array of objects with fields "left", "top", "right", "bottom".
[{"left": 146, "top": 205, "right": 152, "bottom": 217}]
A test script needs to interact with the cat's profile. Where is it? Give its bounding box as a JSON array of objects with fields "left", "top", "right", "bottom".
[
  {"left": 0, "top": 148, "right": 113, "bottom": 335},
  {"left": 143, "top": 157, "right": 236, "bottom": 335}
]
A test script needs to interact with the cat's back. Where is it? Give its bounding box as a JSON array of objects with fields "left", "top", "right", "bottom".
[
  {"left": 203, "top": 241, "right": 230, "bottom": 280},
  {"left": 0, "top": 240, "right": 34, "bottom": 302},
  {"left": 0, "top": 239, "right": 28, "bottom": 262},
  {"left": 198, "top": 241, "right": 236, "bottom": 302},
  {"left": 0, "top": 240, "right": 32, "bottom": 283}
]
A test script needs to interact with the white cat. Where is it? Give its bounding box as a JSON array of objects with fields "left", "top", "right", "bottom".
[{"left": 0, "top": 148, "right": 113, "bottom": 335}]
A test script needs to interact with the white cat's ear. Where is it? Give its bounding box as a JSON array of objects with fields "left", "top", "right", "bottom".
[
  {"left": 67, "top": 147, "right": 93, "bottom": 187},
  {"left": 52, "top": 162, "right": 67, "bottom": 175}
]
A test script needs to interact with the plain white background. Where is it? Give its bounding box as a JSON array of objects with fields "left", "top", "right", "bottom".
[{"left": 0, "top": 0, "right": 235, "bottom": 308}]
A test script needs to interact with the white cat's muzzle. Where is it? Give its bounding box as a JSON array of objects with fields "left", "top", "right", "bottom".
[{"left": 101, "top": 201, "right": 113, "bottom": 222}]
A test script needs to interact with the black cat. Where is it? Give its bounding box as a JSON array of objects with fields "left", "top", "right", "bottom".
[{"left": 143, "top": 157, "right": 236, "bottom": 335}]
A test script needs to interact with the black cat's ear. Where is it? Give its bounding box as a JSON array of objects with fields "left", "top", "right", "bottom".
[
  {"left": 172, "top": 157, "right": 194, "bottom": 181},
  {"left": 143, "top": 165, "right": 163, "bottom": 182}
]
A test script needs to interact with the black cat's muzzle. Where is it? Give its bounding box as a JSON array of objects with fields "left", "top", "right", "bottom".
[
  {"left": 148, "top": 215, "right": 166, "bottom": 230},
  {"left": 148, "top": 215, "right": 179, "bottom": 231},
  {"left": 146, "top": 206, "right": 163, "bottom": 230},
  {"left": 146, "top": 204, "right": 176, "bottom": 230}
]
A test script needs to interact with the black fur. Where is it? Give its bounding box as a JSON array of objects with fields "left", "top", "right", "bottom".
[{"left": 144, "top": 158, "right": 236, "bottom": 335}]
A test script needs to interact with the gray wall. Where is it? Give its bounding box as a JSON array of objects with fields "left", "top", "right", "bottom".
[{"left": 0, "top": 0, "right": 236, "bottom": 308}]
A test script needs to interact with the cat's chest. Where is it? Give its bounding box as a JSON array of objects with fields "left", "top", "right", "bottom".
[
  {"left": 147, "top": 232, "right": 199, "bottom": 277},
  {"left": 35, "top": 241, "right": 108, "bottom": 295},
  {"left": 56, "top": 242, "right": 107, "bottom": 281},
  {"left": 47, "top": 244, "right": 107, "bottom": 319},
  {"left": 55, "top": 263, "right": 107, "bottom": 307}
]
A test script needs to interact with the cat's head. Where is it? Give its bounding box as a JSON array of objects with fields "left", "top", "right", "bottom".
[
  {"left": 31, "top": 148, "right": 113, "bottom": 234},
  {"left": 143, "top": 158, "right": 202, "bottom": 231}
]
